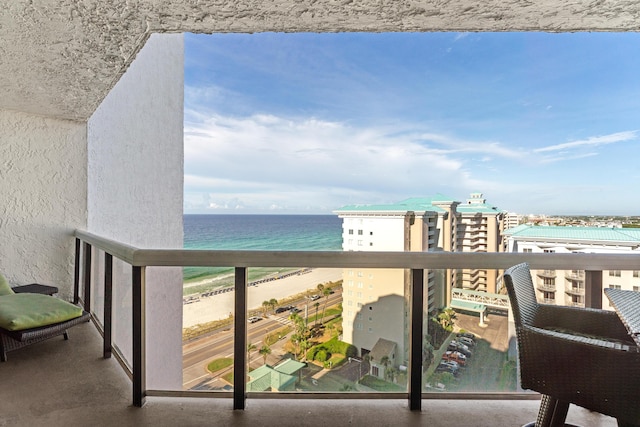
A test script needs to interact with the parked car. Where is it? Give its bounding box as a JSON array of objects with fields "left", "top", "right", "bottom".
[
  {"left": 289, "top": 307, "right": 302, "bottom": 314},
  {"left": 457, "top": 336, "right": 475, "bottom": 347},
  {"left": 275, "top": 305, "right": 294, "bottom": 314},
  {"left": 447, "top": 342, "right": 472, "bottom": 357},
  {"left": 456, "top": 332, "right": 475, "bottom": 339},
  {"left": 435, "top": 361, "right": 459, "bottom": 376},
  {"left": 442, "top": 351, "right": 466, "bottom": 366},
  {"left": 440, "top": 360, "right": 460, "bottom": 370},
  {"left": 248, "top": 316, "right": 262, "bottom": 323},
  {"left": 309, "top": 294, "right": 321, "bottom": 301}
]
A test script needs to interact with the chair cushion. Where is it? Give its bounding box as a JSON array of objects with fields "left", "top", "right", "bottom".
[
  {"left": 0, "top": 273, "right": 15, "bottom": 296},
  {"left": 0, "top": 294, "right": 83, "bottom": 331}
]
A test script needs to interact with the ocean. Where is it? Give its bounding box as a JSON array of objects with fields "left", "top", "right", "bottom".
[{"left": 183, "top": 214, "right": 343, "bottom": 294}]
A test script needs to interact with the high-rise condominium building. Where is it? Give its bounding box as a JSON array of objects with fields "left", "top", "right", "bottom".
[
  {"left": 334, "top": 193, "right": 503, "bottom": 370},
  {"left": 504, "top": 225, "right": 640, "bottom": 308}
]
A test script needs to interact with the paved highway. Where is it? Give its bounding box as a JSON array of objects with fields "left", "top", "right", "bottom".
[{"left": 182, "top": 290, "right": 343, "bottom": 390}]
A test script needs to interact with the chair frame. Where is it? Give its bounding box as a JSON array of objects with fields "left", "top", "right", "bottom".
[
  {"left": 0, "top": 312, "right": 90, "bottom": 362},
  {"left": 0, "top": 285, "right": 90, "bottom": 362},
  {"left": 503, "top": 262, "right": 640, "bottom": 427}
]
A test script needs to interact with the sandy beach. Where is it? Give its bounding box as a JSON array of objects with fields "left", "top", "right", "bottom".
[{"left": 183, "top": 268, "right": 342, "bottom": 328}]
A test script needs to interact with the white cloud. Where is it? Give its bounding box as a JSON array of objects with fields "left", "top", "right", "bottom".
[
  {"left": 534, "top": 130, "right": 637, "bottom": 153},
  {"left": 184, "top": 114, "right": 525, "bottom": 212}
]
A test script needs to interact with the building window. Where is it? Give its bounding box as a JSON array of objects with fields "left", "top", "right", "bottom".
[
  {"left": 356, "top": 312, "right": 362, "bottom": 319},
  {"left": 357, "top": 282, "right": 363, "bottom": 288},
  {"left": 349, "top": 270, "right": 354, "bottom": 276},
  {"left": 633, "top": 271, "right": 639, "bottom": 278},
  {"left": 372, "top": 366, "right": 379, "bottom": 377},
  {"left": 609, "top": 284, "right": 622, "bottom": 290},
  {"left": 523, "top": 248, "right": 532, "bottom": 253},
  {"left": 347, "top": 290, "right": 353, "bottom": 296},
  {"left": 368, "top": 317, "right": 372, "bottom": 321},
  {"left": 347, "top": 300, "right": 353, "bottom": 306},
  {"left": 357, "top": 240, "right": 363, "bottom": 246},
  {"left": 358, "top": 230, "right": 363, "bottom": 235},
  {"left": 633, "top": 286, "right": 640, "bottom": 292},
  {"left": 348, "top": 229, "right": 353, "bottom": 235},
  {"left": 368, "top": 327, "right": 373, "bottom": 333},
  {"left": 357, "top": 292, "right": 362, "bottom": 298},
  {"left": 370, "top": 231, "right": 373, "bottom": 236},
  {"left": 609, "top": 270, "right": 621, "bottom": 277},
  {"left": 370, "top": 242, "right": 373, "bottom": 246},
  {"left": 348, "top": 280, "right": 354, "bottom": 287},
  {"left": 543, "top": 249, "right": 555, "bottom": 253},
  {"left": 357, "top": 271, "right": 363, "bottom": 277},
  {"left": 357, "top": 302, "right": 363, "bottom": 308}
]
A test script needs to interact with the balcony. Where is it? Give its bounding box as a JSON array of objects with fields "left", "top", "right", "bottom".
[
  {"left": 537, "top": 283, "right": 556, "bottom": 292},
  {"left": 566, "top": 286, "right": 586, "bottom": 296},
  {"left": 537, "top": 270, "right": 557, "bottom": 279},
  {"left": 3, "top": 232, "right": 631, "bottom": 426}
]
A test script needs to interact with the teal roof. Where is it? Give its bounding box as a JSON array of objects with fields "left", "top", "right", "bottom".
[
  {"left": 334, "top": 193, "right": 455, "bottom": 214},
  {"left": 273, "top": 359, "right": 306, "bottom": 375},
  {"left": 456, "top": 204, "right": 501, "bottom": 214},
  {"left": 246, "top": 359, "right": 306, "bottom": 392},
  {"left": 504, "top": 225, "right": 640, "bottom": 243}
]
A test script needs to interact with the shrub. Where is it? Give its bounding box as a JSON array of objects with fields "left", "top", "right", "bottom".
[
  {"left": 306, "top": 347, "right": 318, "bottom": 360},
  {"left": 315, "top": 349, "right": 329, "bottom": 362}
]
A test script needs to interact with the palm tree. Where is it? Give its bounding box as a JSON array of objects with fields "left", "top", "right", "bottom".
[
  {"left": 247, "top": 342, "right": 257, "bottom": 366},
  {"left": 320, "top": 287, "right": 331, "bottom": 321},
  {"left": 258, "top": 345, "right": 271, "bottom": 365},
  {"left": 380, "top": 355, "right": 391, "bottom": 380},
  {"left": 314, "top": 302, "right": 320, "bottom": 325},
  {"left": 438, "top": 307, "right": 457, "bottom": 331},
  {"left": 268, "top": 298, "right": 278, "bottom": 313},
  {"left": 261, "top": 300, "right": 270, "bottom": 316}
]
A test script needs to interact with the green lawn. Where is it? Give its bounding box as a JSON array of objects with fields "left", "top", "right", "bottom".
[{"left": 207, "top": 357, "right": 233, "bottom": 373}]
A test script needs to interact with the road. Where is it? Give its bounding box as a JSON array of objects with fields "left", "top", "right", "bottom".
[{"left": 182, "top": 290, "right": 343, "bottom": 390}]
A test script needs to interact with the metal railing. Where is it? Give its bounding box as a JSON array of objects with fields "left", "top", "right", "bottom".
[{"left": 73, "top": 229, "right": 640, "bottom": 410}]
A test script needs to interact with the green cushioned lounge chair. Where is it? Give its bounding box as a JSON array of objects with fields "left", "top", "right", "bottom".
[{"left": 0, "top": 274, "right": 90, "bottom": 362}]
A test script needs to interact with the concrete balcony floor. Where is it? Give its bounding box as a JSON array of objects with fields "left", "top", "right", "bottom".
[{"left": 0, "top": 322, "right": 617, "bottom": 427}]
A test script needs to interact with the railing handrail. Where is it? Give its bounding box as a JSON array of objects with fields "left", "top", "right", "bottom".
[{"left": 74, "top": 230, "right": 640, "bottom": 270}]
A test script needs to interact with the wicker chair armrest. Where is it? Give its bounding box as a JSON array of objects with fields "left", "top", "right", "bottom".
[
  {"left": 527, "top": 324, "right": 639, "bottom": 352},
  {"left": 518, "top": 325, "right": 640, "bottom": 424},
  {"left": 534, "top": 304, "right": 632, "bottom": 342}
]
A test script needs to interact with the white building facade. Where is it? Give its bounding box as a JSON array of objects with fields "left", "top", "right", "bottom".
[{"left": 504, "top": 225, "right": 640, "bottom": 309}]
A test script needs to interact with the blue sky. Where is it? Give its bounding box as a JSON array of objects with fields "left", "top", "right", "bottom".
[{"left": 184, "top": 32, "right": 640, "bottom": 216}]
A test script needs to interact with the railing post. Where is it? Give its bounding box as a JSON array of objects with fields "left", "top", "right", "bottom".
[
  {"left": 409, "top": 268, "right": 424, "bottom": 411},
  {"left": 132, "top": 266, "right": 146, "bottom": 407},
  {"left": 233, "top": 267, "right": 247, "bottom": 410},
  {"left": 83, "top": 242, "right": 92, "bottom": 312},
  {"left": 585, "top": 270, "right": 603, "bottom": 309},
  {"left": 73, "top": 238, "right": 81, "bottom": 304},
  {"left": 103, "top": 253, "right": 113, "bottom": 359}
]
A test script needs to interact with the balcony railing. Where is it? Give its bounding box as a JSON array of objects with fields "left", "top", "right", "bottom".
[{"left": 73, "top": 229, "right": 640, "bottom": 411}]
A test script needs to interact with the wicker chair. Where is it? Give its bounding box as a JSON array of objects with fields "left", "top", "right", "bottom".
[
  {"left": 503, "top": 263, "right": 640, "bottom": 427},
  {"left": 1, "top": 312, "right": 91, "bottom": 362},
  {"left": 0, "top": 279, "right": 90, "bottom": 362}
]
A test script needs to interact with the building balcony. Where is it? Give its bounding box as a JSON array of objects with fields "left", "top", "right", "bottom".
[
  {"left": 3, "top": 231, "right": 629, "bottom": 426},
  {"left": 537, "top": 283, "right": 556, "bottom": 292},
  {"left": 537, "top": 270, "right": 557, "bottom": 279},
  {"left": 566, "top": 271, "right": 585, "bottom": 281},
  {"left": 565, "top": 287, "right": 586, "bottom": 296}
]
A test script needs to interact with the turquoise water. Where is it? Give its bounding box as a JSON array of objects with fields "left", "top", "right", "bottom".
[{"left": 183, "top": 215, "right": 343, "bottom": 287}]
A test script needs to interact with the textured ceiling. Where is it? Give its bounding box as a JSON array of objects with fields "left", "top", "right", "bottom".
[{"left": 1, "top": 0, "right": 639, "bottom": 122}]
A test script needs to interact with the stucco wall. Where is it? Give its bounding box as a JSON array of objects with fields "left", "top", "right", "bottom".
[
  {"left": 0, "top": 110, "right": 86, "bottom": 300},
  {"left": 87, "top": 33, "right": 184, "bottom": 390}
]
